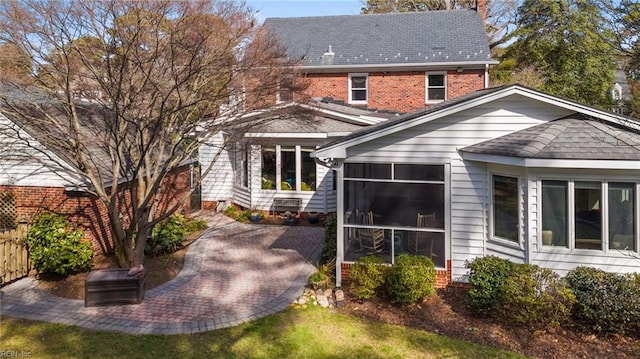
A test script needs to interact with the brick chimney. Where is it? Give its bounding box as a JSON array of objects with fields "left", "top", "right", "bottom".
[{"left": 475, "top": 0, "right": 487, "bottom": 25}]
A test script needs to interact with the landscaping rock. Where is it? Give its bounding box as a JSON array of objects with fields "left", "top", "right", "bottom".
[
  {"left": 335, "top": 289, "right": 345, "bottom": 308},
  {"left": 316, "top": 292, "right": 330, "bottom": 307}
]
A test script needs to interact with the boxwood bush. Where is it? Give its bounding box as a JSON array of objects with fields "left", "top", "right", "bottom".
[
  {"left": 349, "top": 255, "right": 387, "bottom": 300},
  {"left": 384, "top": 254, "right": 435, "bottom": 304},
  {"left": 498, "top": 264, "right": 575, "bottom": 329},
  {"left": 26, "top": 212, "right": 93, "bottom": 276},
  {"left": 566, "top": 266, "right": 640, "bottom": 336},
  {"left": 465, "top": 255, "right": 515, "bottom": 315}
]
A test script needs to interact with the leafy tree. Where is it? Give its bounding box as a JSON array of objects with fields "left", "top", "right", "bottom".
[
  {"left": 499, "top": 0, "right": 616, "bottom": 108},
  {"left": 0, "top": 0, "right": 301, "bottom": 268}
]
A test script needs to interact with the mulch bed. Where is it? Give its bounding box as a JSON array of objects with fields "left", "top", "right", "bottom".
[{"left": 336, "top": 286, "right": 640, "bottom": 359}]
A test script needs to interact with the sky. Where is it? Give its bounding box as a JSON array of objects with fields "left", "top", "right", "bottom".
[{"left": 245, "top": 0, "right": 363, "bottom": 22}]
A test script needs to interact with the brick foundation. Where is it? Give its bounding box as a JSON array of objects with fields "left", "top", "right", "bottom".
[{"left": 341, "top": 259, "right": 453, "bottom": 289}]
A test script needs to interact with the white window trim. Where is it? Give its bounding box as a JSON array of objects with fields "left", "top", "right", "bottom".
[
  {"left": 490, "top": 173, "right": 521, "bottom": 247},
  {"left": 348, "top": 73, "right": 368, "bottom": 105},
  {"left": 425, "top": 72, "right": 447, "bottom": 104},
  {"left": 538, "top": 178, "right": 640, "bottom": 254},
  {"left": 262, "top": 145, "right": 317, "bottom": 193}
]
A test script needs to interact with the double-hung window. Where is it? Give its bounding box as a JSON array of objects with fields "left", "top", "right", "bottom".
[
  {"left": 349, "top": 73, "right": 368, "bottom": 104},
  {"left": 426, "top": 73, "right": 446, "bottom": 103}
]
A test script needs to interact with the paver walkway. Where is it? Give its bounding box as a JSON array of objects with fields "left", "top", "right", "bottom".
[{"left": 0, "top": 212, "right": 324, "bottom": 334}]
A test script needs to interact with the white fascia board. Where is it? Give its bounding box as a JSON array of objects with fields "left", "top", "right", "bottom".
[
  {"left": 301, "top": 60, "right": 500, "bottom": 73},
  {"left": 460, "top": 152, "right": 640, "bottom": 170}
]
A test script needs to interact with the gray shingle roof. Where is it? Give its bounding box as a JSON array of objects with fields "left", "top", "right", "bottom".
[
  {"left": 264, "top": 10, "right": 494, "bottom": 67},
  {"left": 461, "top": 114, "right": 640, "bottom": 160}
]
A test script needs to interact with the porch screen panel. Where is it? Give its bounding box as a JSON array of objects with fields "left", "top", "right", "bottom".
[
  {"left": 261, "top": 147, "right": 276, "bottom": 190},
  {"left": 280, "top": 146, "right": 296, "bottom": 191},
  {"left": 609, "top": 182, "right": 635, "bottom": 251},
  {"left": 541, "top": 181, "right": 568, "bottom": 247},
  {"left": 344, "top": 163, "right": 391, "bottom": 179},
  {"left": 394, "top": 164, "right": 444, "bottom": 181},
  {"left": 344, "top": 181, "right": 444, "bottom": 228},
  {"left": 575, "top": 181, "right": 602, "bottom": 250}
]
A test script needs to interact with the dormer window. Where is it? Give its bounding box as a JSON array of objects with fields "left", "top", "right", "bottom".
[{"left": 349, "top": 73, "right": 368, "bottom": 105}]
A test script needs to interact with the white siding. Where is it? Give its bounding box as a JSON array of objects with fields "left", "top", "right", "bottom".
[
  {"left": 247, "top": 144, "right": 335, "bottom": 213},
  {"left": 0, "top": 113, "right": 78, "bottom": 188},
  {"left": 343, "top": 95, "right": 573, "bottom": 282},
  {"left": 200, "top": 132, "right": 233, "bottom": 203}
]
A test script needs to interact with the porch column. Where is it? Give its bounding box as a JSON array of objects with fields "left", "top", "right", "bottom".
[{"left": 336, "top": 161, "right": 344, "bottom": 287}]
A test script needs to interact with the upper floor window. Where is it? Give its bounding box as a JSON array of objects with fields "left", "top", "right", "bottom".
[
  {"left": 426, "top": 73, "right": 446, "bottom": 103},
  {"left": 349, "top": 73, "right": 368, "bottom": 104}
]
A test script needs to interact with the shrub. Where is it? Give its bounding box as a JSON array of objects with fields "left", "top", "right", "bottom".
[
  {"left": 384, "top": 254, "right": 435, "bottom": 304},
  {"left": 308, "top": 271, "right": 329, "bottom": 290},
  {"left": 319, "top": 213, "right": 337, "bottom": 266},
  {"left": 350, "top": 256, "right": 387, "bottom": 300},
  {"left": 498, "top": 264, "right": 575, "bottom": 329},
  {"left": 566, "top": 266, "right": 640, "bottom": 336},
  {"left": 465, "top": 255, "right": 515, "bottom": 315},
  {"left": 184, "top": 218, "right": 207, "bottom": 234},
  {"left": 148, "top": 215, "right": 187, "bottom": 254},
  {"left": 26, "top": 212, "right": 93, "bottom": 276}
]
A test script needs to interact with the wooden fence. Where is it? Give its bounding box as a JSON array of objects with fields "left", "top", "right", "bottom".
[{"left": 0, "top": 225, "right": 30, "bottom": 285}]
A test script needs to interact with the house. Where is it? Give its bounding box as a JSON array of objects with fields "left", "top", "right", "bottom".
[
  {"left": 611, "top": 69, "right": 633, "bottom": 115},
  {"left": 200, "top": 7, "right": 497, "bottom": 214},
  {"left": 264, "top": 5, "right": 496, "bottom": 113},
  {"left": 313, "top": 84, "right": 640, "bottom": 287},
  {"left": 0, "top": 89, "right": 195, "bottom": 253},
  {"left": 199, "top": 101, "right": 397, "bottom": 213}
]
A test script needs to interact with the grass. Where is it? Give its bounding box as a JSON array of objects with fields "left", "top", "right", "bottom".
[{"left": 0, "top": 305, "right": 525, "bottom": 359}]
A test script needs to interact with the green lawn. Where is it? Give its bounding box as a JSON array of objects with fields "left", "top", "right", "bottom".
[{"left": 0, "top": 306, "right": 525, "bottom": 359}]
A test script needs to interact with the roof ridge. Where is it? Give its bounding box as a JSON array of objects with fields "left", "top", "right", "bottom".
[{"left": 265, "top": 9, "right": 475, "bottom": 21}]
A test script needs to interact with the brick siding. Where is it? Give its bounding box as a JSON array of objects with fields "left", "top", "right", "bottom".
[
  {"left": 0, "top": 165, "right": 192, "bottom": 255},
  {"left": 304, "top": 69, "right": 486, "bottom": 113}
]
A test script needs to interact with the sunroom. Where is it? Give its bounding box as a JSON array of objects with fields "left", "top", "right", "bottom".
[{"left": 460, "top": 114, "right": 640, "bottom": 276}]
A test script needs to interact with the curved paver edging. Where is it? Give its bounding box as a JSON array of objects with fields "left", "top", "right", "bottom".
[{"left": 0, "top": 212, "right": 323, "bottom": 335}]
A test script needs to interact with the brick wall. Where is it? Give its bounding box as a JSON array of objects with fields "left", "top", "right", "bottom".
[
  {"left": 0, "top": 164, "right": 193, "bottom": 255},
  {"left": 304, "top": 69, "right": 486, "bottom": 113},
  {"left": 340, "top": 259, "right": 452, "bottom": 289}
]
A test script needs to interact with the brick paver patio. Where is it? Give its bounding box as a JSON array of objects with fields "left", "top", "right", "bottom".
[{"left": 0, "top": 212, "right": 323, "bottom": 334}]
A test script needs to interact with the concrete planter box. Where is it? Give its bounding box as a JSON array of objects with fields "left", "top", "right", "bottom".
[{"left": 85, "top": 268, "right": 145, "bottom": 307}]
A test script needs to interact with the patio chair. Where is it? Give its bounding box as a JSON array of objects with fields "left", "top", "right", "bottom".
[
  {"left": 357, "top": 211, "right": 384, "bottom": 252},
  {"left": 408, "top": 213, "right": 438, "bottom": 259}
]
